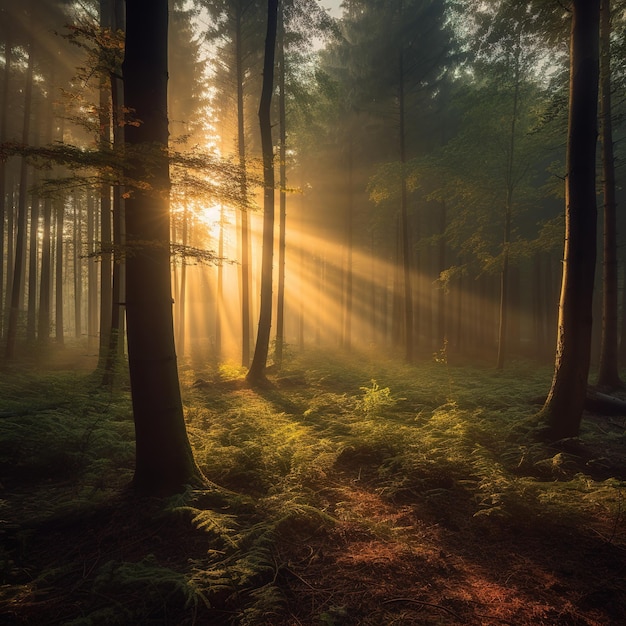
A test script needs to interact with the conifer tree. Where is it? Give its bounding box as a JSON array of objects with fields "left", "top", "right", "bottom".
[{"left": 123, "top": 0, "right": 204, "bottom": 495}]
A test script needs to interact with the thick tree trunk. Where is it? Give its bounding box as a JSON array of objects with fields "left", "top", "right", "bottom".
[
  {"left": 539, "top": 0, "right": 600, "bottom": 439},
  {"left": 596, "top": 0, "right": 622, "bottom": 389},
  {"left": 123, "top": 0, "right": 202, "bottom": 495},
  {"left": 247, "top": 0, "right": 278, "bottom": 385}
]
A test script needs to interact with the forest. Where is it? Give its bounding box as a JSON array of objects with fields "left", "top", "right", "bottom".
[{"left": 1, "top": 0, "right": 625, "bottom": 624}]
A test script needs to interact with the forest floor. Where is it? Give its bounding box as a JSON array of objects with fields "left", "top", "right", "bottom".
[{"left": 0, "top": 346, "right": 625, "bottom": 625}]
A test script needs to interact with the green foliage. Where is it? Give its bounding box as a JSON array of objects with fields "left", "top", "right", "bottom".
[
  {"left": 3, "top": 352, "right": 626, "bottom": 624},
  {"left": 61, "top": 555, "right": 210, "bottom": 625},
  {"left": 356, "top": 380, "right": 403, "bottom": 417}
]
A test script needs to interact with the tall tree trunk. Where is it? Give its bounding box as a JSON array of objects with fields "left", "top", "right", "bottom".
[
  {"left": 215, "top": 204, "right": 224, "bottom": 359},
  {"left": 5, "top": 178, "right": 14, "bottom": 336},
  {"left": 497, "top": 32, "right": 521, "bottom": 370},
  {"left": 274, "top": 3, "right": 287, "bottom": 367},
  {"left": 73, "top": 194, "right": 82, "bottom": 339},
  {"left": 343, "top": 141, "right": 354, "bottom": 352},
  {"left": 0, "top": 34, "right": 11, "bottom": 340},
  {"left": 36, "top": 68, "right": 56, "bottom": 346},
  {"left": 6, "top": 40, "right": 34, "bottom": 358},
  {"left": 235, "top": 6, "right": 251, "bottom": 368},
  {"left": 103, "top": 0, "right": 127, "bottom": 384},
  {"left": 38, "top": 195, "right": 52, "bottom": 345},
  {"left": 247, "top": 0, "right": 278, "bottom": 384},
  {"left": 54, "top": 197, "right": 64, "bottom": 344},
  {"left": 177, "top": 206, "right": 188, "bottom": 357},
  {"left": 97, "top": 1, "right": 113, "bottom": 370},
  {"left": 399, "top": 49, "right": 413, "bottom": 363},
  {"left": 123, "top": 0, "right": 203, "bottom": 495},
  {"left": 539, "top": 0, "right": 600, "bottom": 439},
  {"left": 26, "top": 179, "right": 40, "bottom": 342},
  {"left": 86, "top": 192, "right": 98, "bottom": 352},
  {"left": 436, "top": 202, "right": 447, "bottom": 350},
  {"left": 596, "top": 0, "right": 622, "bottom": 389}
]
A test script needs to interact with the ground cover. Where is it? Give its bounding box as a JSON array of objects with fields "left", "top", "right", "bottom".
[{"left": 0, "top": 348, "right": 625, "bottom": 624}]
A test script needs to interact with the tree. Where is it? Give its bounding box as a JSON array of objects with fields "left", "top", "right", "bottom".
[
  {"left": 122, "top": 0, "right": 203, "bottom": 495},
  {"left": 203, "top": 0, "right": 266, "bottom": 368},
  {"left": 596, "top": 0, "right": 622, "bottom": 389},
  {"left": 247, "top": 0, "right": 279, "bottom": 384},
  {"left": 5, "top": 28, "right": 35, "bottom": 359},
  {"left": 538, "top": 0, "right": 600, "bottom": 439}
]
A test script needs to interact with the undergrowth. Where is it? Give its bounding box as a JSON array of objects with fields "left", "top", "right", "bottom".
[{"left": 2, "top": 349, "right": 625, "bottom": 625}]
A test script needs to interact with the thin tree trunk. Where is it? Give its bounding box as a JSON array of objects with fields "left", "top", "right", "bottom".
[
  {"left": 235, "top": 6, "right": 251, "bottom": 368},
  {"left": 247, "top": 0, "right": 278, "bottom": 384},
  {"left": 103, "top": 0, "right": 127, "bottom": 384},
  {"left": 597, "top": 0, "right": 621, "bottom": 388},
  {"left": 38, "top": 195, "right": 52, "bottom": 345},
  {"left": 0, "top": 34, "right": 11, "bottom": 340},
  {"left": 73, "top": 194, "right": 82, "bottom": 339},
  {"left": 36, "top": 68, "right": 56, "bottom": 347},
  {"left": 497, "top": 33, "right": 521, "bottom": 370},
  {"left": 26, "top": 180, "right": 39, "bottom": 342},
  {"left": 343, "top": 142, "right": 353, "bottom": 353},
  {"left": 5, "top": 179, "right": 14, "bottom": 336},
  {"left": 97, "top": 93, "right": 113, "bottom": 369},
  {"left": 177, "top": 206, "right": 188, "bottom": 357},
  {"left": 6, "top": 40, "right": 34, "bottom": 358},
  {"left": 399, "top": 49, "right": 413, "bottom": 362},
  {"left": 275, "top": 4, "right": 287, "bottom": 366},
  {"left": 215, "top": 203, "right": 224, "bottom": 359},
  {"left": 86, "top": 192, "right": 98, "bottom": 353},
  {"left": 55, "top": 197, "right": 64, "bottom": 344}
]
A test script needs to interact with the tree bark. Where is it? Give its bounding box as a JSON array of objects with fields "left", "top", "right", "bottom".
[
  {"left": 496, "top": 32, "right": 521, "bottom": 370},
  {"left": 123, "top": 0, "right": 203, "bottom": 495},
  {"left": 5, "top": 39, "right": 34, "bottom": 358},
  {"left": 399, "top": 48, "right": 413, "bottom": 363},
  {"left": 275, "top": 3, "right": 287, "bottom": 366},
  {"left": 54, "top": 197, "right": 64, "bottom": 345},
  {"left": 0, "top": 34, "right": 11, "bottom": 340},
  {"left": 539, "top": 0, "right": 600, "bottom": 439},
  {"left": 235, "top": 5, "right": 251, "bottom": 368},
  {"left": 102, "top": 0, "right": 126, "bottom": 384},
  {"left": 247, "top": 0, "right": 278, "bottom": 385},
  {"left": 97, "top": 0, "right": 113, "bottom": 371},
  {"left": 596, "top": 0, "right": 622, "bottom": 389}
]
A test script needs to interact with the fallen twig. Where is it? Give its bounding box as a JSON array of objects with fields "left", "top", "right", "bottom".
[{"left": 382, "top": 597, "right": 463, "bottom": 621}]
